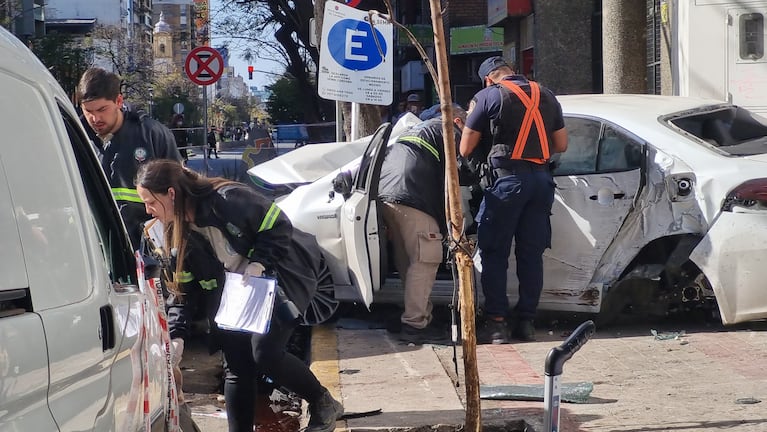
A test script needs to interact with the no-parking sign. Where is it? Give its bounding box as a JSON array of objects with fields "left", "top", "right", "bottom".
[
  {"left": 318, "top": 1, "right": 392, "bottom": 105},
  {"left": 184, "top": 46, "right": 224, "bottom": 86}
]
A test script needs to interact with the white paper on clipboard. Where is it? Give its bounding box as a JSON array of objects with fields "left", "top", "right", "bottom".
[
  {"left": 215, "top": 272, "right": 276, "bottom": 334},
  {"left": 144, "top": 218, "right": 166, "bottom": 250}
]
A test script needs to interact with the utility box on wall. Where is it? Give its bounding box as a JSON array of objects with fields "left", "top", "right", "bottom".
[{"left": 401, "top": 60, "right": 425, "bottom": 92}]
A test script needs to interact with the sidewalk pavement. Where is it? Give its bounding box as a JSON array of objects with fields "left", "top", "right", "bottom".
[{"left": 311, "top": 316, "right": 767, "bottom": 432}]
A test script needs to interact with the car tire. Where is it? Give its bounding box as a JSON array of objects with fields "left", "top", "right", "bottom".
[{"left": 301, "top": 255, "right": 340, "bottom": 326}]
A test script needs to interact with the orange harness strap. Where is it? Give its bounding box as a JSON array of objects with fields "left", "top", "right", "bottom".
[{"left": 498, "top": 80, "right": 550, "bottom": 162}]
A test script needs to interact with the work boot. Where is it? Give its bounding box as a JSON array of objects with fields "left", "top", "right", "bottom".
[
  {"left": 510, "top": 319, "right": 536, "bottom": 342},
  {"left": 398, "top": 323, "right": 449, "bottom": 345},
  {"left": 477, "top": 318, "right": 509, "bottom": 344},
  {"left": 306, "top": 390, "right": 344, "bottom": 432}
]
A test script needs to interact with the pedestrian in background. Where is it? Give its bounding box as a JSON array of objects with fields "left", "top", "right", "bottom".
[
  {"left": 77, "top": 67, "right": 182, "bottom": 248},
  {"left": 379, "top": 104, "right": 467, "bottom": 344},
  {"left": 207, "top": 126, "right": 220, "bottom": 158},
  {"left": 170, "top": 113, "right": 189, "bottom": 163},
  {"left": 459, "top": 56, "right": 568, "bottom": 344},
  {"left": 135, "top": 159, "right": 343, "bottom": 432}
]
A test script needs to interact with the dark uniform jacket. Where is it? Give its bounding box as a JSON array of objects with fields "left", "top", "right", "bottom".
[
  {"left": 378, "top": 117, "right": 461, "bottom": 233},
  {"left": 467, "top": 75, "right": 564, "bottom": 170},
  {"left": 86, "top": 109, "right": 181, "bottom": 246},
  {"left": 164, "top": 184, "right": 324, "bottom": 350}
]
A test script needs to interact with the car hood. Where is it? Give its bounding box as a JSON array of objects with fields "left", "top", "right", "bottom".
[
  {"left": 248, "top": 113, "right": 420, "bottom": 186},
  {"left": 741, "top": 153, "right": 767, "bottom": 164}
]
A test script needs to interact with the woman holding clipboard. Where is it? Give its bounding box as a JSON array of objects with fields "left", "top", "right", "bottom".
[{"left": 136, "top": 159, "right": 343, "bottom": 432}]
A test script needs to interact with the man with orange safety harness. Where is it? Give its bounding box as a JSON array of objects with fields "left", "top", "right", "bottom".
[{"left": 459, "top": 56, "right": 568, "bottom": 344}]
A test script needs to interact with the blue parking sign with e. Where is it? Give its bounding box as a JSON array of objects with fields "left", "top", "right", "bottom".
[{"left": 327, "top": 19, "right": 387, "bottom": 71}]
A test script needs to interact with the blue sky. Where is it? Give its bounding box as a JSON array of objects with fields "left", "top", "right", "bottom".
[{"left": 208, "top": 0, "right": 283, "bottom": 90}]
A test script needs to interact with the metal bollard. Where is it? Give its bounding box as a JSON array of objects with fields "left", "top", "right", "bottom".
[{"left": 543, "top": 320, "right": 595, "bottom": 432}]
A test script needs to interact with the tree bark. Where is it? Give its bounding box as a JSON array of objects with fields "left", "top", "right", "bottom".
[{"left": 427, "top": 1, "right": 482, "bottom": 431}]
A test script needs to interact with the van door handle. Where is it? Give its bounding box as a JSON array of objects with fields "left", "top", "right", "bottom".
[{"left": 99, "top": 305, "right": 115, "bottom": 350}]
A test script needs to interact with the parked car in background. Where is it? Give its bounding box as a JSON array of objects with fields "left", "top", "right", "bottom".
[
  {"left": 249, "top": 96, "right": 767, "bottom": 326},
  {"left": 0, "top": 27, "right": 174, "bottom": 430}
]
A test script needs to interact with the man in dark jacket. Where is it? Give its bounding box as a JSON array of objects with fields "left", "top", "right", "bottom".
[
  {"left": 460, "top": 56, "right": 568, "bottom": 344},
  {"left": 378, "top": 104, "right": 467, "bottom": 344},
  {"left": 78, "top": 67, "right": 182, "bottom": 248}
]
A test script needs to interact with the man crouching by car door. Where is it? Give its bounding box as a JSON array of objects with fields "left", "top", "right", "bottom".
[{"left": 378, "top": 103, "right": 468, "bottom": 345}]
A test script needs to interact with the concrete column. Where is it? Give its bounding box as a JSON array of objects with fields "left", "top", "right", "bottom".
[
  {"left": 534, "top": 0, "right": 595, "bottom": 94},
  {"left": 602, "top": 0, "right": 646, "bottom": 93}
]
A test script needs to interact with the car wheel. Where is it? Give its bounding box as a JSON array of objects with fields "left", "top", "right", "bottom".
[{"left": 301, "top": 257, "right": 339, "bottom": 326}]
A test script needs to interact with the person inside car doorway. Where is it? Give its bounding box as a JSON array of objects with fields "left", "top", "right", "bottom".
[
  {"left": 459, "top": 56, "right": 568, "bottom": 344},
  {"left": 379, "top": 104, "right": 468, "bottom": 344},
  {"left": 77, "top": 67, "right": 182, "bottom": 248}
]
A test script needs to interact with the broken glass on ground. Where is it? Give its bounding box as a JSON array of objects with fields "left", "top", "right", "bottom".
[
  {"left": 651, "top": 329, "right": 686, "bottom": 341},
  {"left": 480, "top": 382, "right": 594, "bottom": 404}
]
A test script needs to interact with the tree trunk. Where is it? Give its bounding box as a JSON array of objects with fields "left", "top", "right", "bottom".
[{"left": 427, "top": 0, "right": 482, "bottom": 431}]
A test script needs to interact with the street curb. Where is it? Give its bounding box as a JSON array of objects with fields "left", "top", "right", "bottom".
[{"left": 309, "top": 324, "right": 345, "bottom": 431}]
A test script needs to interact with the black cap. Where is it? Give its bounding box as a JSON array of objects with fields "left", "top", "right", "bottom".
[{"left": 477, "top": 56, "right": 511, "bottom": 81}]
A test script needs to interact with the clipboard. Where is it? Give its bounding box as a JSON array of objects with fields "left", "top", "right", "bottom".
[{"left": 214, "top": 272, "right": 276, "bottom": 334}]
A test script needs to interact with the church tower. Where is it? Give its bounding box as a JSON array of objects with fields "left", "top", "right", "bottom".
[{"left": 153, "top": 12, "right": 174, "bottom": 74}]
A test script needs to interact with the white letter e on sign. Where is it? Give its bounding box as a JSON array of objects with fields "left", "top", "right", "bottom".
[{"left": 345, "top": 29, "right": 368, "bottom": 61}]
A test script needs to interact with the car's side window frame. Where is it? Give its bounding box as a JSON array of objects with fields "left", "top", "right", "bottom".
[
  {"left": 553, "top": 116, "right": 645, "bottom": 176},
  {"left": 552, "top": 116, "right": 601, "bottom": 176},
  {"left": 58, "top": 105, "right": 137, "bottom": 285},
  {"left": 596, "top": 124, "right": 645, "bottom": 173}
]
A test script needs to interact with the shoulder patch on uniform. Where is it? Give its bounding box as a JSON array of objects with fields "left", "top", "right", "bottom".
[{"left": 134, "top": 147, "right": 148, "bottom": 162}]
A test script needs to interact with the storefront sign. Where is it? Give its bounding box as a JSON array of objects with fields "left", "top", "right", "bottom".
[{"left": 450, "top": 26, "right": 504, "bottom": 55}]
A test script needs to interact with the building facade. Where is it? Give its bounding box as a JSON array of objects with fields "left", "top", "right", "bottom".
[{"left": 45, "top": 0, "right": 155, "bottom": 71}]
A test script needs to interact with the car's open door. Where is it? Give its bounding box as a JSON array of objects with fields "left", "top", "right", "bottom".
[{"left": 339, "top": 123, "right": 393, "bottom": 307}]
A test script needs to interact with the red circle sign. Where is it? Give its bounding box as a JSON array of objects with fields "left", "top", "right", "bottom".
[
  {"left": 184, "top": 46, "right": 224, "bottom": 86},
  {"left": 345, "top": 0, "right": 362, "bottom": 7}
]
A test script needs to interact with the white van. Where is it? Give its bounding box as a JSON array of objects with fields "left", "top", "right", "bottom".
[{"left": 0, "top": 27, "right": 174, "bottom": 430}]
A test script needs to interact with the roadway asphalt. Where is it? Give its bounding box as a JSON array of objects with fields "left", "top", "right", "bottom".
[{"left": 180, "top": 307, "right": 767, "bottom": 431}]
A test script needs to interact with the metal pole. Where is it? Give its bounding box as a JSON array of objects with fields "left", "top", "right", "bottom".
[
  {"left": 350, "top": 102, "right": 359, "bottom": 141},
  {"left": 203, "top": 85, "right": 209, "bottom": 175},
  {"left": 336, "top": 101, "right": 343, "bottom": 142}
]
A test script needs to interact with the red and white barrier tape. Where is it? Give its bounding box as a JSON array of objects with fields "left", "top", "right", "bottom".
[{"left": 136, "top": 252, "right": 181, "bottom": 432}]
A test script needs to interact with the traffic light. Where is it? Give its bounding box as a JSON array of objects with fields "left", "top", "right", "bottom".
[{"left": 248, "top": 65, "right": 254, "bottom": 80}]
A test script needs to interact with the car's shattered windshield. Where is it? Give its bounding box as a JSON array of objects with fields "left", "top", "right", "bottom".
[{"left": 668, "top": 106, "right": 767, "bottom": 155}]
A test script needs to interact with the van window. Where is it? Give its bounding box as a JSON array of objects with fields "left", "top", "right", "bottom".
[
  {"left": 0, "top": 73, "right": 89, "bottom": 311},
  {"left": 60, "top": 108, "right": 136, "bottom": 286}
]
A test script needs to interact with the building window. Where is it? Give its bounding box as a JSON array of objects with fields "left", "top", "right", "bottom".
[
  {"left": 160, "top": 43, "right": 165, "bottom": 54},
  {"left": 740, "top": 13, "right": 764, "bottom": 60},
  {"left": 646, "top": 0, "right": 661, "bottom": 94}
]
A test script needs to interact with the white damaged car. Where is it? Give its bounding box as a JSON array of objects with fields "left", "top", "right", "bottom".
[{"left": 249, "top": 95, "right": 767, "bottom": 325}]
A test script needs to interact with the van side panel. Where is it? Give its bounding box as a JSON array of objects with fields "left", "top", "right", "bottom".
[
  {"left": 0, "top": 165, "right": 27, "bottom": 291},
  {"left": 0, "top": 314, "right": 58, "bottom": 430},
  {"left": 0, "top": 72, "right": 111, "bottom": 430},
  {"left": 0, "top": 73, "right": 90, "bottom": 310}
]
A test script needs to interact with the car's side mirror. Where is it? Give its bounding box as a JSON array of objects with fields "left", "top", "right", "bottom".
[{"left": 332, "top": 170, "right": 354, "bottom": 200}]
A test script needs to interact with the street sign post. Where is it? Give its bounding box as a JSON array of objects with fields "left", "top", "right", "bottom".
[
  {"left": 173, "top": 103, "right": 185, "bottom": 115},
  {"left": 318, "top": 1, "right": 393, "bottom": 106},
  {"left": 184, "top": 46, "right": 223, "bottom": 172}
]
